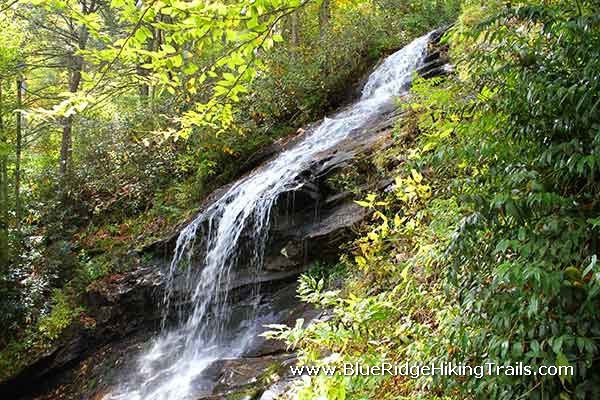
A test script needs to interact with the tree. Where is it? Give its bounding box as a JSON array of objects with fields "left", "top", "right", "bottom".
[
  {"left": 14, "top": 78, "right": 22, "bottom": 234},
  {"left": 0, "top": 80, "right": 7, "bottom": 270},
  {"left": 319, "top": 0, "right": 331, "bottom": 39},
  {"left": 0, "top": 12, "right": 24, "bottom": 267},
  {"left": 287, "top": 12, "right": 300, "bottom": 46},
  {"left": 105, "top": 0, "right": 309, "bottom": 137},
  {"left": 56, "top": 1, "right": 99, "bottom": 187}
]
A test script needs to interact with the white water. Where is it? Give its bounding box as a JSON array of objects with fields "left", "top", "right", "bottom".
[{"left": 106, "top": 32, "right": 431, "bottom": 400}]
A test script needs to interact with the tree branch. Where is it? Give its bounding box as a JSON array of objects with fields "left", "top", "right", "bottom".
[
  {"left": 0, "top": 0, "right": 19, "bottom": 15},
  {"left": 87, "top": 0, "right": 157, "bottom": 94}
]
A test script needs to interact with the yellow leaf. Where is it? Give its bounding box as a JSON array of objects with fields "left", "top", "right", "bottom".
[
  {"left": 411, "top": 169, "right": 423, "bottom": 183},
  {"left": 394, "top": 214, "right": 405, "bottom": 227},
  {"left": 355, "top": 256, "right": 367, "bottom": 268}
]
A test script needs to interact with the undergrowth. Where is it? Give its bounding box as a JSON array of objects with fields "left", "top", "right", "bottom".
[
  {"left": 0, "top": 288, "right": 84, "bottom": 381},
  {"left": 264, "top": 1, "right": 600, "bottom": 399}
]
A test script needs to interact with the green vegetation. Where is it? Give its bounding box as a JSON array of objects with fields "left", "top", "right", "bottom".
[
  {"left": 2, "top": 0, "right": 598, "bottom": 398},
  {"left": 264, "top": 0, "right": 600, "bottom": 399},
  {"left": 0, "top": 288, "right": 83, "bottom": 381},
  {"left": 0, "top": 0, "right": 459, "bottom": 384}
]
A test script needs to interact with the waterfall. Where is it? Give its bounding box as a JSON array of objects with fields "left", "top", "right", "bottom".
[{"left": 106, "top": 32, "right": 431, "bottom": 400}]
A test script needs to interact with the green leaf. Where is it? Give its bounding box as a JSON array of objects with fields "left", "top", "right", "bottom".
[
  {"left": 134, "top": 26, "right": 152, "bottom": 43},
  {"left": 162, "top": 44, "right": 176, "bottom": 54},
  {"left": 183, "top": 63, "right": 199, "bottom": 75},
  {"left": 556, "top": 351, "right": 572, "bottom": 384},
  {"left": 171, "top": 54, "right": 183, "bottom": 67},
  {"left": 222, "top": 72, "right": 236, "bottom": 82}
]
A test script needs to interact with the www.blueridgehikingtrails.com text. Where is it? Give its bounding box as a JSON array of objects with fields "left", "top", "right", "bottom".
[{"left": 290, "top": 362, "right": 573, "bottom": 379}]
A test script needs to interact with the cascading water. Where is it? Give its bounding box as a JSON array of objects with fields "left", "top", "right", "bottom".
[{"left": 106, "top": 32, "right": 432, "bottom": 400}]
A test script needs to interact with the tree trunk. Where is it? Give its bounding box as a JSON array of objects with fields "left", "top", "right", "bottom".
[
  {"left": 14, "top": 79, "right": 22, "bottom": 235},
  {"left": 319, "top": 0, "right": 331, "bottom": 39},
  {"left": 0, "top": 156, "right": 6, "bottom": 271},
  {"left": 138, "top": 22, "right": 159, "bottom": 101},
  {"left": 138, "top": 68, "right": 150, "bottom": 99},
  {"left": 0, "top": 81, "right": 8, "bottom": 270},
  {"left": 148, "top": 18, "right": 164, "bottom": 108},
  {"left": 59, "top": 114, "right": 73, "bottom": 178},
  {"left": 58, "top": 21, "right": 88, "bottom": 185},
  {"left": 288, "top": 12, "right": 300, "bottom": 46}
]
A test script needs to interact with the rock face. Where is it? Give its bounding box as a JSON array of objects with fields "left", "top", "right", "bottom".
[
  {"left": 0, "top": 28, "right": 451, "bottom": 400},
  {"left": 0, "top": 265, "right": 166, "bottom": 399},
  {"left": 418, "top": 28, "right": 451, "bottom": 79}
]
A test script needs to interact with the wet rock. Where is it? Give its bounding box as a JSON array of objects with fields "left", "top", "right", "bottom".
[
  {"left": 419, "top": 27, "right": 451, "bottom": 79},
  {"left": 211, "top": 354, "right": 296, "bottom": 394},
  {"left": 259, "top": 379, "right": 297, "bottom": 400}
]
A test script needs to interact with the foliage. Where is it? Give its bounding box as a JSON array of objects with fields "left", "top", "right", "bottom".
[
  {"left": 37, "top": 289, "right": 83, "bottom": 342},
  {"left": 266, "top": 1, "right": 600, "bottom": 399},
  {"left": 0, "top": 288, "right": 83, "bottom": 381},
  {"left": 305, "top": 260, "right": 348, "bottom": 283},
  {"left": 0, "top": 0, "right": 462, "bottom": 383}
]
